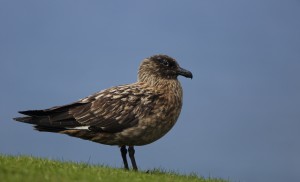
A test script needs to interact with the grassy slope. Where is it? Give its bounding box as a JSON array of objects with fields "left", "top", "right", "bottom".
[{"left": 0, "top": 155, "right": 227, "bottom": 182}]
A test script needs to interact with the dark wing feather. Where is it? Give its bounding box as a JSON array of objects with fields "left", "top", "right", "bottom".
[
  {"left": 15, "top": 83, "right": 161, "bottom": 133},
  {"left": 18, "top": 102, "right": 86, "bottom": 116},
  {"left": 14, "top": 102, "right": 88, "bottom": 127},
  {"left": 69, "top": 84, "right": 161, "bottom": 133}
]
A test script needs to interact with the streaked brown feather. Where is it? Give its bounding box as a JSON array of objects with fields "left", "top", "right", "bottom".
[{"left": 68, "top": 83, "right": 162, "bottom": 132}]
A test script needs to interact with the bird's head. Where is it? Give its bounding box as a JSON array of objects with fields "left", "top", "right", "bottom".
[{"left": 138, "top": 55, "right": 193, "bottom": 83}]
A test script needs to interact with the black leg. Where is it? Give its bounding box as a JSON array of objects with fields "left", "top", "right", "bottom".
[
  {"left": 128, "top": 146, "right": 138, "bottom": 171},
  {"left": 120, "top": 146, "right": 129, "bottom": 170}
]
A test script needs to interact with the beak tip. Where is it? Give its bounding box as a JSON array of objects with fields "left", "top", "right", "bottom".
[
  {"left": 186, "top": 73, "right": 193, "bottom": 79},
  {"left": 177, "top": 67, "right": 193, "bottom": 79},
  {"left": 188, "top": 72, "right": 193, "bottom": 79}
]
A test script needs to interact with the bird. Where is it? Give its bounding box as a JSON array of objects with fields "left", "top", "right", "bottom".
[{"left": 14, "top": 54, "right": 193, "bottom": 171}]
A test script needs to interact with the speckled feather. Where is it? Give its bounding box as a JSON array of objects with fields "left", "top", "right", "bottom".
[{"left": 14, "top": 55, "right": 192, "bottom": 146}]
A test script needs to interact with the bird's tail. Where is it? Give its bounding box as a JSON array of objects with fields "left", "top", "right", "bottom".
[
  {"left": 14, "top": 109, "right": 110, "bottom": 145},
  {"left": 14, "top": 116, "right": 36, "bottom": 124},
  {"left": 13, "top": 107, "right": 82, "bottom": 132},
  {"left": 13, "top": 115, "right": 71, "bottom": 133}
]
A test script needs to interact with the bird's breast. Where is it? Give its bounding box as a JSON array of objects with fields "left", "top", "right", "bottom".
[{"left": 117, "top": 80, "right": 184, "bottom": 146}]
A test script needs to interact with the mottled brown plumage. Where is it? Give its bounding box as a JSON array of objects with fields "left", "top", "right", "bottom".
[{"left": 14, "top": 54, "right": 193, "bottom": 171}]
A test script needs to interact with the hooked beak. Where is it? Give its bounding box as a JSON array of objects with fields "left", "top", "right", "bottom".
[{"left": 177, "top": 67, "right": 193, "bottom": 79}]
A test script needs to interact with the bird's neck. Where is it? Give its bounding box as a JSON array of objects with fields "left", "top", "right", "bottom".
[{"left": 138, "top": 74, "right": 183, "bottom": 99}]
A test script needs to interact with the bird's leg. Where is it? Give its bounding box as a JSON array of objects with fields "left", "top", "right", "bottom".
[
  {"left": 128, "top": 146, "right": 138, "bottom": 171},
  {"left": 120, "top": 145, "right": 129, "bottom": 170}
]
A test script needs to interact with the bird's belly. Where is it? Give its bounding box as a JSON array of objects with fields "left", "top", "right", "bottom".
[
  {"left": 93, "top": 95, "right": 182, "bottom": 146},
  {"left": 89, "top": 117, "right": 178, "bottom": 146},
  {"left": 115, "top": 117, "right": 177, "bottom": 146}
]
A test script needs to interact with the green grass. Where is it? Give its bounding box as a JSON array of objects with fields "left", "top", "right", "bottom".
[{"left": 0, "top": 155, "right": 227, "bottom": 182}]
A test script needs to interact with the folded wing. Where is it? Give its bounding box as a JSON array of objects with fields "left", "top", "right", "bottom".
[{"left": 14, "top": 83, "right": 160, "bottom": 133}]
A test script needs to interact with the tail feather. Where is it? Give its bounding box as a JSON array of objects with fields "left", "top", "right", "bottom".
[
  {"left": 14, "top": 116, "right": 36, "bottom": 124},
  {"left": 14, "top": 115, "right": 80, "bottom": 127},
  {"left": 15, "top": 104, "right": 83, "bottom": 127},
  {"left": 14, "top": 102, "right": 88, "bottom": 133},
  {"left": 34, "top": 125, "right": 67, "bottom": 132}
]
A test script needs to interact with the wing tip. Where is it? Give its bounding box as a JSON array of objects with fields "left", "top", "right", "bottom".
[
  {"left": 18, "top": 110, "right": 44, "bottom": 116},
  {"left": 18, "top": 110, "right": 27, "bottom": 115},
  {"left": 13, "top": 116, "right": 35, "bottom": 124}
]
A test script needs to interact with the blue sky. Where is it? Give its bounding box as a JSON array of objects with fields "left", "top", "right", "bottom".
[{"left": 1, "top": 1, "right": 299, "bottom": 182}]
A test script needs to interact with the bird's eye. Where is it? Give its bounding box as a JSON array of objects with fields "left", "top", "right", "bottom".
[{"left": 161, "top": 59, "right": 169, "bottom": 67}]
